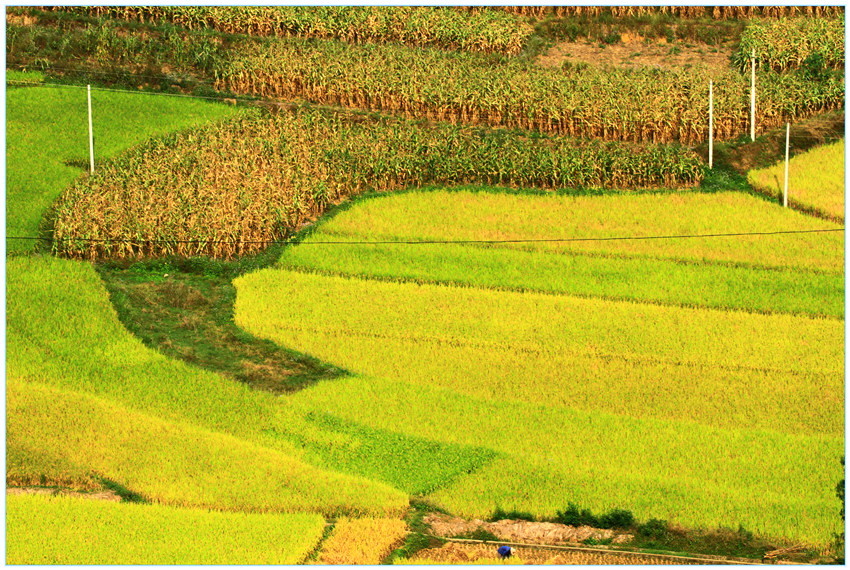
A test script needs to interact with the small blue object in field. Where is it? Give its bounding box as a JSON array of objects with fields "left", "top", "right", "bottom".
[{"left": 497, "top": 545, "right": 513, "bottom": 559}]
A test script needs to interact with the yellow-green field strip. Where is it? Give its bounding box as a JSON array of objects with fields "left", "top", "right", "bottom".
[
  {"left": 6, "top": 493, "right": 326, "bottom": 565},
  {"left": 748, "top": 139, "right": 845, "bottom": 222},
  {"left": 279, "top": 189, "right": 843, "bottom": 317}
]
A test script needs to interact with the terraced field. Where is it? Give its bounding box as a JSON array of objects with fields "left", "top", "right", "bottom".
[
  {"left": 234, "top": 188, "right": 844, "bottom": 544},
  {"left": 7, "top": 494, "right": 326, "bottom": 565},
  {"left": 6, "top": 5, "right": 845, "bottom": 565}
]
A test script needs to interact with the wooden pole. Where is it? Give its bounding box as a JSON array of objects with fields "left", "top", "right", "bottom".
[
  {"left": 709, "top": 80, "right": 714, "bottom": 169},
  {"left": 750, "top": 50, "right": 756, "bottom": 141},
  {"left": 87, "top": 84, "right": 95, "bottom": 174},
  {"left": 783, "top": 123, "right": 790, "bottom": 207}
]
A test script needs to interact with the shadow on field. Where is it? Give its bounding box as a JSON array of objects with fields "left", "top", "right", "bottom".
[{"left": 96, "top": 252, "right": 347, "bottom": 395}]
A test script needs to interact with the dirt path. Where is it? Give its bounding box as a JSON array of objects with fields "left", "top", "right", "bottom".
[
  {"left": 424, "top": 512, "right": 633, "bottom": 546},
  {"left": 538, "top": 36, "right": 735, "bottom": 72}
]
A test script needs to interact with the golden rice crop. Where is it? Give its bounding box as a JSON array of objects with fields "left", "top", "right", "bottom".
[
  {"left": 316, "top": 518, "right": 409, "bottom": 564},
  {"left": 748, "top": 139, "right": 845, "bottom": 222},
  {"left": 7, "top": 493, "right": 326, "bottom": 565}
]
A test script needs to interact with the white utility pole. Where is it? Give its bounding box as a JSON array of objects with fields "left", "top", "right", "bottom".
[
  {"left": 783, "top": 123, "right": 790, "bottom": 207},
  {"left": 750, "top": 50, "right": 756, "bottom": 141},
  {"left": 87, "top": 84, "right": 95, "bottom": 174},
  {"left": 708, "top": 80, "right": 714, "bottom": 169}
]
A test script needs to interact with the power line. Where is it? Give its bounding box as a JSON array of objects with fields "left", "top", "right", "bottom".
[{"left": 6, "top": 228, "right": 844, "bottom": 247}]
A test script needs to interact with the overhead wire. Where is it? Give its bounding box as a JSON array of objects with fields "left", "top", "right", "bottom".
[{"left": 5, "top": 228, "right": 845, "bottom": 247}]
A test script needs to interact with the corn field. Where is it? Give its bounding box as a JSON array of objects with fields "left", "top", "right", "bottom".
[
  {"left": 50, "top": 109, "right": 704, "bottom": 260},
  {"left": 734, "top": 15, "right": 846, "bottom": 71},
  {"left": 40, "top": 6, "right": 533, "bottom": 55},
  {"left": 218, "top": 38, "right": 844, "bottom": 145},
  {"left": 482, "top": 5, "right": 844, "bottom": 19}
]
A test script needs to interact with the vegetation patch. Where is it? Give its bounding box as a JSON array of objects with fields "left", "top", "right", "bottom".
[
  {"left": 6, "top": 493, "right": 326, "bottom": 565},
  {"left": 747, "top": 139, "right": 845, "bottom": 223},
  {"left": 40, "top": 6, "right": 533, "bottom": 55},
  {"left": 315, "top": 517, "right": 409, "bottom": 564},
  {"left": 8, "top": 377, "right": 407, "bottom": 517},
  {"left": 96, "top": 258, "right": 344, "bottom": 394},
  {"left": 50, "top": 109, "right": 704, "bottom": 260},
  {"left": 277, "top": 189, "right": 844, "bottom": 317},
  {"left": 734, "top": 15, "right": 845, "bottom": 72}
]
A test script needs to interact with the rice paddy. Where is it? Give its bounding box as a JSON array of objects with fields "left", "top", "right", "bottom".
[
  {"left": 748, "top": 139, "right": 845, "bottom": 222},
  {"left": 6, "top": 6, "right": 846, "bottom": 564},
  {"left": 233, "top": 188, "right": 844, "bottom": 545},
  {"left": 6, "top": 494, "right": 326, "bottom": 565}
]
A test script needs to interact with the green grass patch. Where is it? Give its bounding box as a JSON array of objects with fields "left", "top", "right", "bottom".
[
  {"left": 6, "top": 83, "right": 241, "bottom": 254},
  {"left": 294, "top": 411, "right": 497, "bottom": 495},
  {"left": 6, "top": 493, "right": 326, "bottom": 564}
]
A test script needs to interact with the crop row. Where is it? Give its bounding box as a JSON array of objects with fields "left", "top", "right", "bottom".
[
  {"left": 218, "top": 37, "right": 844, "bottom": 144},
  {"left": 486, "top": 5, "right": 844, "bottom": 19},
  {"left": 50, "top": 109, "right": 704, "bottom": 260},
  {"left": 8, "top": 21, "right": 843, "bottom": 145},
  {"left": 37, "top": 6, "right": 532, "bottom": 55},
  {"left": 734, "top": 15, "right": 845, "bottom": 72}
]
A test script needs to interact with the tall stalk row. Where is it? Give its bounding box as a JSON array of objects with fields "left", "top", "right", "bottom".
[
  {"left": 38, "top": 6, "right": 533, "bottom": 55},
  {"left": 733, "top": 15, "right": 845, "bottom": 72},
  {"left": 50, "top": 109, "right": 704, "bottom": 260},
  {"left": 218, "top": 38, "right": 844, "bottom": 145},
  {"left": 482, "top": 5, "right": 843, "bottom": 19}
]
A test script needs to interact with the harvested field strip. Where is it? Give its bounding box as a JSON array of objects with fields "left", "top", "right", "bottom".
[
  {"left": 748, "top": 139, "right": 845, "bottom": 223},
  {"left": 316, "top": 517, "right": 409, "bottom": 564},
  {"left": 41, "top": 6, "right": 533, "bottom": 55},
  {"left": 6, "top": 493, "right": 326, "bottom": 565},
  {"left": 235, "top": 270, "right": 842, "bottom": 436},
  {"left": 219, "top": 37, "right": 843, "bottom": 143},
  {"left": 50, "top": 111, "right": 704, "bottom": 260},
  {"left": 407, "top": 540, "right": 705, "bottom": 565},
  {"left": 285, "top": 374, "right": 842, "bottom": 545},
  {"left": 6, "top": 255, "right": 494, "bottom": 498},
  {"left": 7, "top": 378, "right": 407, "bottom": 517}
]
